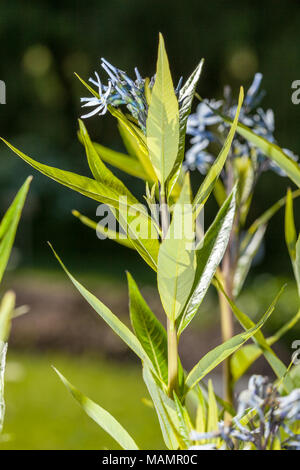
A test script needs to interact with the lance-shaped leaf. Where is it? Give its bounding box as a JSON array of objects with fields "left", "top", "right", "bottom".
[
  {"left": 192, "top": 87, "right": 244, "bottom": 211},
  {"left": 72, "top": 210, "right": 133, "bottom": 249},
  {"left": 54, "top": 368, "right": 139, "bottom": 450},
  {"left": 49, "top": 244, "right": 157, "bottom": 376},
  {"left": 241, "top": 188, "right": 300, "bottom": 252},
  {"left": 231, "top": 307, "right": 300, "bottom": 382},
  {"left": 213, "top": 108, "right": 300, "bottom": 188},
  {"left": 127, "top": 272, "right": 168, "bottom": 385},
  {"left": 76, "top": 72, "right": 156, "bottom": 181},
  {"left": 0, "top": 176, "right": 31, "bottom": 284},
  {"left": 177, "top": 187, "right": 236, "bottom": 336},
  {"left": 167, "top": 60, "right": 204, "bottom": 197},
  {"left": 158, "top": 174, "right": 196, "bottom": 321},
  {"left": 233, "top": 224, "right": 267, "bottom": 297},
  {"left": 146, "top": 34, "right": 179, "bottom": 183},
  {"left": 78, "top": 131, "right": 148, "bottom": 180},
  {"left": 185, "top": 293, "right": 278, "bottom": 390},
  {"left": 214, "top": 279, "right": 294, "bottom": 392},
  {"left": 207, "top": 380, "right": 220, "bottom": 445},
  {"left": 1, "top": 138, "right": 159, "bottom": 271},
  {"left": 0, "top": 292, "right": 16, "bottom": 434},
  {"left": 285, "top": 189, "right": 300, "bottom": 297},
  {"left": 173, "top": 392, "right": 192, "bottom": 449},
  {"left": 0, "top": 340, "right": 7, "bottom": 434},
  {"left": 143, "top": 365, "right": 181, "bottom": 450}
]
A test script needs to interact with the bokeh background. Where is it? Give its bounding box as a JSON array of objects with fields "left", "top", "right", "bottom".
[{"left": 0, "top": 0, "right": 299, "bottom": 449}]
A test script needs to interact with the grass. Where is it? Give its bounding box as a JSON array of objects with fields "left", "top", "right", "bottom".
[{"left": 1, "top": 351, "right": 164, "bottom": 450}]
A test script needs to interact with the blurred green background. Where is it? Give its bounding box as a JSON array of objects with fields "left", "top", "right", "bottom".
[{"left": 0, "top": 0, "right": 300, "bottom": 449}]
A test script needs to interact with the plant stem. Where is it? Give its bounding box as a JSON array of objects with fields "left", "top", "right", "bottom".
[
  {"left": 160, "top": 185, "right": 179, "bottom": 396},
  {"left": 219, "top": 249, "right": 234, "bottom": 408},
  {"left": 167, "top": 318, "right": 179, "bottom": 397}
]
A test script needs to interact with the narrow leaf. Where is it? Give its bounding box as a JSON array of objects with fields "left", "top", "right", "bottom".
[
  {"left": 186, "top": 295, "right": 278, "bottom": 390},
  {"left": 49, "top": 244, "right": 156, "bottom": 375},
  {"left": 192, "top": 87, "right": 244, "bottom": 210},
  {"left": 54, "top": 368, "right": 139, "bottom": 450},
  {"left": 127, "top": 272, "right": 168, "bottom": 385},
  {"left": 158, "top": 174, "right": 196, "bottom": 321},
  {"left": 177, "top": 187, "right": 236, "bottom": 335},
  {"left": 0, "top": 176, "right": 31, "bottom": 284},
  {"left": 146, "top": 34, "right": 179, "bottom": 183}
]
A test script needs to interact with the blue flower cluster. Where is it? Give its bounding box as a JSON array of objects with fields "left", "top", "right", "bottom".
[
  {"left": 81, "top": 59, "right": 151, "bottom": 132},
  {"left": 190, "top": 375, "right": 300, "bottom": 450},
  {"left": 81, "top": 59, "right": 182, "bottom": 133},
  {"left": 185, "top": 73, "right": 298, "bottom": 177}
]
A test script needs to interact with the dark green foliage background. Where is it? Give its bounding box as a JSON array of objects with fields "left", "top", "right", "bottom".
[{"left": 0, "top": 0, "right": 299, "bottom": 279}]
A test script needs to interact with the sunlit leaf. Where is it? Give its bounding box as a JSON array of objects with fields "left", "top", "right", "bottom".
[
  {"left": 177, "top": 187, "right": 236, "bottom": 335},
  {"left": 192, "top": 87, "right": 244, "bottom": 211},
  {"left": 0, "top": 176, "right": 31, "bottom": 284},
  {"left": 54, "top": 367, "right": 139, "bottom": 450},
  {"left": 127, "top": 272, "right": 168, "bottom": 385},
  {"left": 186, "top": 295, "right": 278, "bottom": 390},
  {"left": 158, "top": 174, "right": 196, "bottom": 321},
  {"left": 72, "top": 210, "right": 133, "bottom": 249},
  {"left": 49, "top": 244, "right": 157, "bottom": 375},
  {"left": 146, "top": 34, "right": 179, "bottom": 183}
]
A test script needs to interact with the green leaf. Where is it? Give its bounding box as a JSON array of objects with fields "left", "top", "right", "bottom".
[
  {"left": 1, "top": 138, "right": 159, "bottom": 272},
  {"left": 49, "top": 244, "right": 156, "bottom": 375},
  {"left": 241, "top": 188, "right": 300, "bottom": 252},
  {"left": 215, "top": 279, "right": 294, "bottom": 391},
  {"left": 146, "top": 34, "right": 179, "bottom": 183},
  {"left": 232, "top": 307, "right": 300, "bottom": 382},
  {"left": 0, "top": 340, "right": 7, "bottom": 434},
  {"left": 192, "top": 87, "right": 244, "bottom": 211},
  {"left": 127, "top": 272, "right": 168, "bottom": 385},
  {"left": 207, "top": 380, "right": 219, "bottom": 445},
  {"left": 0, "top": 176, "right": 31, "bottom": 284},
  {"left": 72, "top": 210, "right": 133, "bottom": 249},
  {"left": 143, "top": 365, "right": 180, "bottom": 450},
  {"left": 158, "top": 174, "right": 196, "bottom": 321},
  {"left": 78, "top": 119, "right": 137, "bottom": 201},
  {"left": 285, "top": 189, "right": 300, "bottom": 297},
  {"left": 215, "top": 110, "right": 300, "bottom": 188},
  {"left": 173, "top": 392, "right": 192, "bottom": 448},
  {"left": 167, "top": 60, "right": 204, "bottom": 196},
  {"left": 53, "top": 367, "right": 139, "bottom": 450},
  {"left": 0, "top": 291, "right": 16, "bottom": 343},
  {"left": 285, "top": 188, "right": 297, "bottom": 261},
  {"left": 233, "top": 224, "right": 267, "bottom": 297},
  {"left": 177, "top": 187, "right": 236, "bottom": 336},
  {"left": 185, "top": 295, "right": 277, "bottom": 390},
  {"left": 112, "top": 110, "right": 157, "bottom": 182},
  {"left": 76, "top": 71, "right": 156, "bottom": 180},
  {"left": 295, "top": 235, "right": 300, "bottom": 298},
  {"left": 77, "top": 131, "right": 148, "bottom": 181},
  {"left": 0, "top": 291, "right": 16, "bottom": 433}
]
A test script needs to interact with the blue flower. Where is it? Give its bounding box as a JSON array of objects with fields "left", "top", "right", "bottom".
[
  {"left": 186, "top": 73, "right": 299, "bottom": 178},
  {"left": 81, "top": 59, "right": 182, "bottom": 134}
]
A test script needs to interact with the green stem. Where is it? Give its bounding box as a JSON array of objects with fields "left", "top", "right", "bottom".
[
  {"left": 167, "top": 318, "right": 178, "bottom": 397},
  {"left": 160, "top": 185, "right": 179, "bottom": 396}
]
